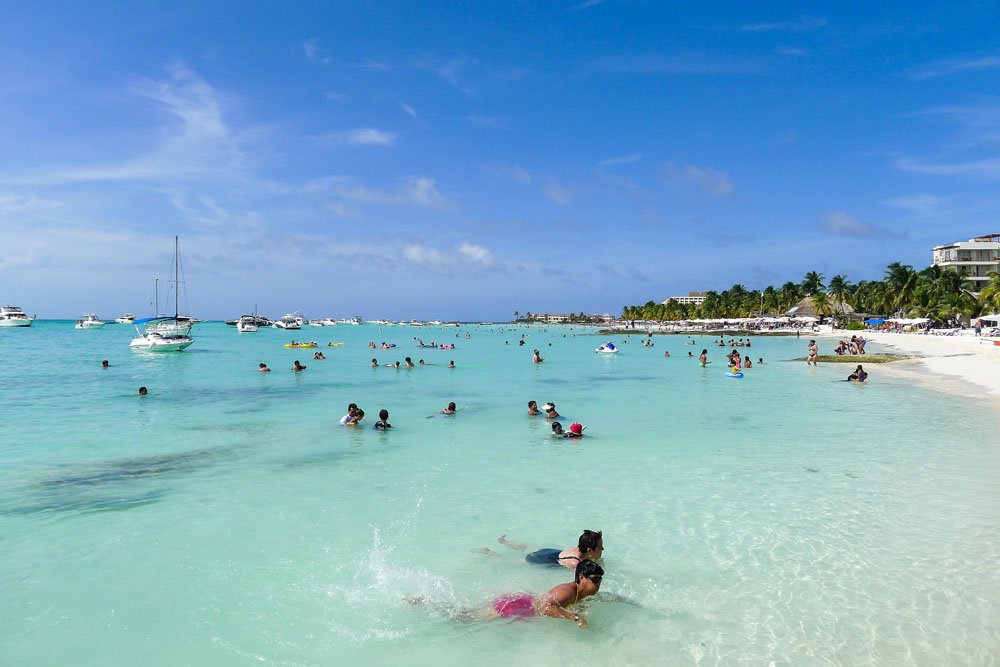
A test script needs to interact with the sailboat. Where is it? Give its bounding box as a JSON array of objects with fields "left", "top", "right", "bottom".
[{"left": 130, "top": 236, "right": 195, "bottom": 351}]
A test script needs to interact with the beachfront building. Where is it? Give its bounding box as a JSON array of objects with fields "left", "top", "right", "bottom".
[
  {"left": 662, "top": 292, "right": 707, "bottom": 306},
  {"left": 932, "top": 234, "right": 1000, "bottom": 291},
  {"left": 519, "top": 312, "right": 615, "bottom": 324}
]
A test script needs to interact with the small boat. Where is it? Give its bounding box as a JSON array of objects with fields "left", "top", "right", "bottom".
[
  {"left": 595, "top": 342, "right": 618, "bottom": 353},
  {"left": 274, "top": 313, "right": 303, "bottom": 330},
  {"left": 237, "top": 315, "right": 258, "bottom": 333},
  {"left": 75, "top": 314, "right": 106, "bottom": 329},
  {"left": 0, "top": 305, "right": 33, "bottom": 327},
  {"left": 131, "top": 237, "right": 195, "bottom": 352},
  {"left": 284, "top": 341, "right": 318, "bottom": 348},
  {"left": 115, "top": 313, "right": 136, "bottom": 324}
]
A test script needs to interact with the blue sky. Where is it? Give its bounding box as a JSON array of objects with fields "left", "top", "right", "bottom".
[{"left": 2, "top": 1, "right": 999, "bottom": 320}]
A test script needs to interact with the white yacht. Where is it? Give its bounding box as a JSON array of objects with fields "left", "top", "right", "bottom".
[
  {"left": 273, "top": 313, "right": 303, "bottom": 330},
  {"left": 0, "top": 305, "right": 33, "bottom": 327},
  {"left": 410, "top": 320, "right": 425, "bottom": 327},
  {"left": 115, "top": 313, "right": 136, "bottom": 324},
  {"left": 75, "top": 314, "right": 106, "bottom": 329},
  {"left": 237, "top": 315, "right": 258, "bottom": 333},
  {"left": 428, "top": 320, "right": 443, "bottom": 326}
]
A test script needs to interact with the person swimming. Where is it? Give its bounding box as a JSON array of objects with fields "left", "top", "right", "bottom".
[
  {"left": 374, "top": 409, "right": 392, "bottom": 430},
  {"left": 340, "top": 403, "right": 359, "bottom": 425},
  {"left": 371, "top": 358, "right": 378, "bottom": 367},
  {"left": 138, "top": 386, "right": 148, "bottom": 396},
  {"left": 543, "top": 403, "right": 560, "bottom": 419},
  {"left": 527, "top": 400, "right": 540, "bottom": 415},
  {"left": 442, "top": 402, "right": 457, "bottom": 414},
  {"left": 533, "top": 349, "right": 545, "bottom": 363},
  {"left": 292, "top": 360, "right": 306, "bottom": 371},
  {"left": 345, "top": 409, "right": 364, "bottom": 426},
  {"left": 409, "top": 559, "right": 604, "bottom": 627},
  {"left": 699, "top": 349, "right": 711, "bottom": 366},
  {"left": 551, "top": 421, "right": 564, "bottom": 436},
  {"left": 488, "top": 530, "right": 604, "bottom": 570},
  {"left": 848, "top": 365, "right": 868, "bottom": 382},
  {"left": 259, "top": 362, "right": 270, "bottom": 372}
]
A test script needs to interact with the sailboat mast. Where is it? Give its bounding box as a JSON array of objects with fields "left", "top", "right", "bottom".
[
  {"left": 155, "top": 278, "right": 159, "bottom": 317},
  {"left": 174, "top": 235, "right": 179, "bottom": 319}
]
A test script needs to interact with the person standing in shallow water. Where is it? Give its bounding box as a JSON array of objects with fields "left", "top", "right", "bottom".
[{"left": 807, "top": 340, "right": 819, "bottom": 366}]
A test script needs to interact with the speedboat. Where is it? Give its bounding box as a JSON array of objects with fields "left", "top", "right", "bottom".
[
  {"left": 274, "top": 313, "right": 303, "bottom": 330},
  {"left": 320, "top": 317, "right": 339, "bottom": 326},
  {"left": 115, "top": 313, "right": 136, "bottom": 324},
  {"left": 307, "top": 319, "right": 326, "bottom": 327},
  {"left": 0, "top": 305, "right": 33, "bottom": 327},
  {"left": 237, "top": 315, "right": 258, "bottom": 333},
  {"left": 595, "top": 342, "right": 618, "bottom": 353},
  {"left": 75, "top": 314, "right": 106, "bottom": 329},
  {"left": 410, "top": 320, "right": 425, "bottom": 327}
]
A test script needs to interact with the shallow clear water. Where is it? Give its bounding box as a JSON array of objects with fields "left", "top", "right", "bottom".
[{"left": 1, "top": 322, "right": 998, "bottom": 665}]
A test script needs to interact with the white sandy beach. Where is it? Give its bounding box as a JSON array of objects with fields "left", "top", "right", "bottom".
[{"left": 816, "top": 328, "right": 1000, "bottom": 399}]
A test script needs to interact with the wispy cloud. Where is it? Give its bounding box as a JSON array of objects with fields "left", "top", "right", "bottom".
[
  {"left": 662, "top": 162, "right": 734, "bottom": 197},
  {"left": 572, "top": 0, "right": 610, "bottom": 10},
  {"left": 593, "top": 53, "right": 765, "bottom": 76},
  {"left": 775, "top": 46, "right": 807, "bottom": 56},
  {"left": 333, "top": 176, "right": 454, "bottom": 209},
  {"left": 467, "top": 115, "right": 508, "bottom": 129},
  {"left": 0, "top": 192, "right": 59, "bottom": 216},
  {"left": 542, "top": 176, "right": 573, "bottom": 205},
  {"left": 318, "top": 127, "right": 397, "bottom": 147},
  {"left": 597, "top": 153, "right": 642, "bottom": 167},
  {"left": 895, "top": 155, "right": 1000, "bottom": 179},
  {"left": 402, "top": 241, "right": 497, "bottom": 272},
  {"left": 820, "top": 210, "right": 901, "bottom": 238},
  {"left": 913, "top": 56, "right": 1000, "bottom": 79},
  {"left": 7, "top": 63, "right": 242, "bottom": 186},
  {"left": 302, "top": 39, "right": 330, "bottom": 65},
  {"left": 401, "top": 103, "right": 419, "bottom": 119},
  {"left": 883, "top": 194, "right": 946, "bottom": 216},
  {"left": 483, "top": 164, "right": 532, "bottom": 184},
  {"left": 731, "top": 16, "right": 828, "bottom": 32},
  {"left": 412, "top": 56, "right": 477, "bottom": 94}
]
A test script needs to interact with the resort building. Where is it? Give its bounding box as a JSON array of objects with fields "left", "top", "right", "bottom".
[
  {"left": 522, "top": 313, "right": 615, "bottom": 324},
  {"left": 662, "top": 292, "right": 707, "bottom": 306},
  {"left": 932, "top": 234, "right": 1000, "bottom": 290}
]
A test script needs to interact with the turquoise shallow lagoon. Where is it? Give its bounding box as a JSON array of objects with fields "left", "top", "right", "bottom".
[{"left": 1, "top": 322, "right": 998, "bottom": 665}]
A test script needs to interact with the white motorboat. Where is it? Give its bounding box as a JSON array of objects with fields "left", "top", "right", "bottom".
[
  {"left": 410, "top": 320, "right": 425, "bottom": 327},
  {"left": 320, "top": 317, "right": 339, "bottom": 326},
  {"left": 131, "top": 236, "right": 195, "bottom": 352},
  {"left": 273, "top": 313, "right": 303, "bottom": 330},
  {"left": 0, "top": 305, "right": 33, "bottom": 327},
  {"left": 130, "top": 326, "right": 195, "bottom": 351},
  {"left": 595, "top": 342, "right": 619, "bottom": 353},
  {"left": 307, "top": 319, "right": 327, "bottom": 327},
  {"left": 115, "top": 313, "right": 136, "bottom": 324},
  {"left": 75, "top": 314, "right": 106, "bottom": 329},
  {"left": 237, "top": 315, "right": 258, "bottom": 333}
]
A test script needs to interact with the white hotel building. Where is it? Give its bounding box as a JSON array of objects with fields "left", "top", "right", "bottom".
[
  {"left": 932, "top": 234, "right": 1000, "bottom": 291},
  {"left": 662, "top": 292, "right": 707, "bottom": 306}
]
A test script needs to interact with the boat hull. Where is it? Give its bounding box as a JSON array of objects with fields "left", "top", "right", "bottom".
[
  {"left": 130, "top": 335, "right": 194, "bottom": 351},
  {"left": 0, "top": 319, "right": 32, "bottom": 327}
]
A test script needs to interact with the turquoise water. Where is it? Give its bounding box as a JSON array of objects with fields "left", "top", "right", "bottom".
[{"left": 1, "top": 322, "right": 998, "bottom": 665}]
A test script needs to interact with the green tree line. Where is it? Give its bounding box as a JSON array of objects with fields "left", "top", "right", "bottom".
[{"left": 622, "top": 263, "right": 1000, "bottom": 323}]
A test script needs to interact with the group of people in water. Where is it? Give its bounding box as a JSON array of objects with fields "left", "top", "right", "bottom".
[
  {"left": 527, "top": 400, "right": 585, "bottom": 438},
  {"left": 833, "top": 335, "right": 867, "bottom": 356},
  {"left": 371, "top": 357, "right": 455, "bottom": 368}
]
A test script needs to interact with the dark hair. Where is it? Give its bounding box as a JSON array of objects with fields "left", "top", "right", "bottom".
[
  {"left": 138, "top": 386, "right": 147, "bottom": 395},
  {"left": 405, "top": 357, "right": 412, "bottom": 362},
  {"left": 701, "top": 349, "right": 707, "bottom": 354},
  {"left": 574, "top": 558, "right": 605, "bottom": 584},
  {"left": 259, "top": 362, "right": 266, "bottom": 368},
  {"left": 348, "top": 403, "right": 358, "bottom": 412},
  {"left": 372, "top": 358, "right": 377, "bottom": 363},
  {"left": 528, "top": 400, "right": 537, "bottom": 407},
  {"left": 355, "top": 409, "right": 365, "bottom": 418},
  {"left": 379, "top": 409, "right": 388, "bottom": 420},
  {"left": 578, "top": 530, "right": 603, "bottom": 554},
  {"left": 448, "top": 402, "right": 456, "bottom": 410}
]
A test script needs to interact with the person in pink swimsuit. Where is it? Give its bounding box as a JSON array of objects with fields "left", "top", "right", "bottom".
[{"left": 409, "top": 559, "right": 604, "bottom": 628}]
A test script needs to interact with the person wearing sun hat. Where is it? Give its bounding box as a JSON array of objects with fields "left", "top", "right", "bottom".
[
  {"left": 543, "top": 403, "right": 561, "bottom": 419},
  {"left": 565, "top": 422, "right": 585, "bottom": 438}
]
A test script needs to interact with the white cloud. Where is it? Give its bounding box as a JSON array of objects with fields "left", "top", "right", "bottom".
[
  {"left": 401, "top": 103, "right": 418, "bottom": 119},
  {"left": 319, "top": 127, "right": 397, "bottom": 147},
  {"left": 914, "top": 56, "right": 1000, "bottom": 79},
  {"left": 736, "top": 16, "right": 827, "bottom": 32},
  {"left": 820, "top": 210, "right": 900, "bottom": 238},
  {"left": 333, "top": 177, "right": 454, "bottom": 209},
  {"left": 884, "top": 194, "right": 946, "bottom": 215},
  {"left": 895, "top": 155, "right": 1000, "bottom": 179},
  {"left": 597, "top": 153, "right": 642, "bottom": 167},
  {"left": 0, "top": 193, "right": 59, "bottom": 216},
  {"left": 402, "top": 241, "right": 496, "bottom": 272},
  {"left": 775, "top": 46, "right": 807, "bottom": 56},
  {"left": 484, "top": 164, "right": 532, "bottom": 184},
  {"left": 542, "top": 176, "right": 572, "bottom": 206},
  {"left": 663, "top": 163, "right": 734, "bottom": 197}
]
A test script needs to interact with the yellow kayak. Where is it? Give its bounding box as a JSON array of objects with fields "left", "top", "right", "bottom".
[
  {"left": 284, "top": 343, "right": 317, "bottom": 348},
  {"left": 328, "top": 342, "right": 344, "bottom": 347}
]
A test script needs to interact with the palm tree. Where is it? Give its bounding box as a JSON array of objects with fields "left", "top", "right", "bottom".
[
  {"left": 800, "top": 271, "right": 826, "bottom": 296},
  {"left": 827, "top": 274, "right": 853, "bottom": 313},
  {"left": 884, "top": 262, "right": 919, "bottom": 312},
  {"left": 513, "top": 311, "right": 520, "bottom": 321},
  {"left": 810, "top": 292, "right": 833, "bottom": 317}
]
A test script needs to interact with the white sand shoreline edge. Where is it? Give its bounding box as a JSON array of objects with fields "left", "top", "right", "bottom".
[{"left": 814, "top": 329, "right": 1000, "bottom": 400}]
